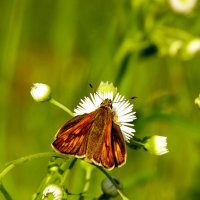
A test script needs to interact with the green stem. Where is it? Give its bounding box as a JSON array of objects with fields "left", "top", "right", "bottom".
[
  {"left": 160, "top": 25, "right": 192, "bottom": 40},
  {"left": 97, "top": 166, "right": 129, "bottom": 200},
  {"left": 60, "top": 158, "right": 77, "bottom": 186},
  {"left": 81, "top": 167, "right": 92, "bottom": 195},
  {"left": 131, "top": 139, "right": 144, "bottom": 147},
  {"left": 32, "top": 174, "right": 56, "bottom": 200},
  {"left": 0, "top": 152, "right": 67, "bottom": 180},
  {"left": 0, "top": 183, "right": 13, "bottom": 200},
  {"left": 50, "top": 98, "right": 74, "bottom": 117}
]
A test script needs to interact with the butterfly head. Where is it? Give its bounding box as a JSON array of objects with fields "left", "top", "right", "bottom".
[{"left": 100, "top": 98, "right": 112, "bottom": 109}]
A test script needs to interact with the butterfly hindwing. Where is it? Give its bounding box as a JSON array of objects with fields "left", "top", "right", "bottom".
[{"left": 111, "top": 122, "right": 126, "bottom": 167}]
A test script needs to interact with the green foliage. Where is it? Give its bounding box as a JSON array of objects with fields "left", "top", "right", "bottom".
[{"left": 0, "top": 0, "right": 200, "bottom": 199}]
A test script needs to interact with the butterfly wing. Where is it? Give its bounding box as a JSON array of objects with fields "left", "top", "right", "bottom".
[
  {"left": 111, "top": 122, "right": 126, "bottom": 167},
  {"left": 52, "top": 106, "right": 126, "bottom": 170},
  {"left": 92, "top": 119, "right": 126, "bottom": 169},
  {"left": 91, "top": 110, "right": 115, "bottom": 169},
  {"left": 52, "top": 112, "right": 96, "bottom": 157}
]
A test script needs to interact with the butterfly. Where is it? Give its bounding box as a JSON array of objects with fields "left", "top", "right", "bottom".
[{"left": 52, "top": 98, "right": 126, "bottom": 170}]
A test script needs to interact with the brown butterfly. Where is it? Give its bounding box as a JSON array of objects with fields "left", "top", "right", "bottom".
[{"left": 52, "top": 98, "right": 126, "bottom": 170}]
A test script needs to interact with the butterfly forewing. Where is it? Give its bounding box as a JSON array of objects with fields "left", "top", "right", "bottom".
[{"left": 52, "top": 113, "right": 95, "bottom": 157}]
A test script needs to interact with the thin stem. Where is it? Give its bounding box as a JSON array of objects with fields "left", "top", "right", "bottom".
[
  {"left": 128, "top": 137, "right": 146, "bottom": 150},
  {"left": 131, "top": 139, "right": 144, "bottom": 147},
  {"left": 0, "top": 183, "right": 13, "bottom": 200},
  {"left": 60, "top": 158, "right": 77, "bottom": 186},
  {"left": 97, "top": 166, "right": 129, "bottom": 200},
  {"left": 0, "top": 152, "right": 67, "bottom": 180},
  {"left": 82, "top": 169, "right": 92, "bottom": 193},
  {"left": 32, "top": 174, "right": 58, "bottom": 200},
  {"left": 50, "top": 98, "right": 74, "bottom": 117},
  {"left": 160, "top": 25, "right": 192, "bottom": 40}
]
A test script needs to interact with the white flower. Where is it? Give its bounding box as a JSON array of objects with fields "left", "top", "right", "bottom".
[
  {"left": 42, "top": 184, "right": 63, "bottom": 200},
  {"left": 30, "top": 83, "right": 51, "bottom": 102},
  {"left": 144, "top": 135, "right": 169, "bottom": 155},
  {"left": 74, "top": 82, "right": 136, "bottom": 142},
  {"left": 186, "top": 39, "right": 200, "bottom": 55},
  {"left": 169, "top": 0, "right": 197, "bottom": 14}
]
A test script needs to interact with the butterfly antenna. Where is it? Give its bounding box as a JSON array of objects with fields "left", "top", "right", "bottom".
[
  {"left": 89, "top": 83, "right": 103, "bottom": 100},
  {"left": 130, "top": 96, "right": 137, "bottom": 100},
  {"left": 113, "top": 96, "right": 137, "bottom": 104},
  {"left": 89, "top": 83, "right": 93, "bottom": 89}
]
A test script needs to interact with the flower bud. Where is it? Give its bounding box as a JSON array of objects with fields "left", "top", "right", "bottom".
[
  {"left": 194, "top": 94, "right": 200, "bottom": 109},
  {"left": 97, "top": 81, "right": 117, "bottom": 97},
  {"left": 169, "top": 0, "right": 197, "bottom": 14},
  {"left": 168, "top": 40, "right": 183, "bottom": 57},
  {"left": 42, "top": 184, "right": 63, "bottom": 200},
  {"left": 30, "top": 83, "right": 51, "bottom": 102},
  {"left": 101, "top": 177, "right": 122, "bottom": 197},
  {"left": 144, "top": 135, "right": 169, "bottom": 155},
  {"left": 186, "top": 39, "right": 200, "bottom": 55}
]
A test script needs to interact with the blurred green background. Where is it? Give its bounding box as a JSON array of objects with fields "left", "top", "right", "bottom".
[{"left": 0, "top": 0, "right": 200, "bottom": 199}]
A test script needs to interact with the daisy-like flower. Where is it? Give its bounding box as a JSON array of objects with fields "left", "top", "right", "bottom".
[
  {"left": 144, "top": 135, "right": 169, "bottom": 155},
  {"left": 30, "top": 83, "right": 51, "bottom": 102},
  {"left": 74, "top": 81, "right": 136, "bottom": 142},
  {"left": 42, "top": 184, "right": 63, "bottom": 200}
]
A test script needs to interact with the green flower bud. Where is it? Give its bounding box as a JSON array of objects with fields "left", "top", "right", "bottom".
[
  {"left": 168, "top": 40, "right": 183, "bottom": 57},
  {"left": 30, "top": 83, "right": 51, "bottom": 102},
  {"left": 101, "top": 177, "right": 122, "bottom": 197},
  {"left": 194, "top": 94, "right": 200, "bottom": 109},
  {"left": 144, "top": 135, "right": 169, "bottom": 155},
  {"left": 184, "top": 39, "right": 200, "bottom": 59},
  {"left": 97, "top": 81, "right": 117, "bottom": 97}
]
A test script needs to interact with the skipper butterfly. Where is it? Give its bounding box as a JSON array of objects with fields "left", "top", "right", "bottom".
[{"left": 52, "top": 83, "right": 136, "bottom": 170}]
